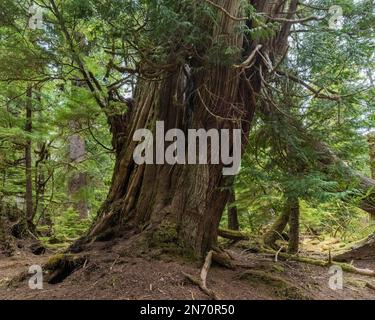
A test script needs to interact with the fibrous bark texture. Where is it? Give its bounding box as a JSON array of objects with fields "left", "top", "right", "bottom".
[{"left": 83, "top": 0, "right": 298, "bottom": 258}]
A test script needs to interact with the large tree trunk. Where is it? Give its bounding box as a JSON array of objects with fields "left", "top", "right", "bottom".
[
  {"left": 84, "top": 0, "right": 293, "bottom": 258},
  {"left": 89, "top": 17, "right": 251, "bottom": 257},
  {"left": 11, "top": 85, "right": 36, "bottom": 238},
  {"left": 64, "top": 0, "right": 297, "bottom": 259}
]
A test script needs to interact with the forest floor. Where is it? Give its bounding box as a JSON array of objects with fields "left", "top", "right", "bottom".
[{"left": 1, "top": 236, "right": 375, "bottom": 300}]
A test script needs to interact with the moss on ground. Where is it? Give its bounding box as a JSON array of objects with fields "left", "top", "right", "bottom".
[{"left": 239, "top": 270, "right": 311, "bottom": 300}]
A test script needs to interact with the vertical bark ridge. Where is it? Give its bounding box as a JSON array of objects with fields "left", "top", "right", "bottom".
[{"left": 85, "top": 0, "right": 296, "bottom": 258}]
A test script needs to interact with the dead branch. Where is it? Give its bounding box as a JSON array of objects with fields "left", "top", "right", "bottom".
[
  {"left": 212, "top": 250, "right": 235, "bottom": 270},
  {"left": 200, "top": 250, "right": 213, "bottom": 288},
  {"left": 234, "top": 45, "right": 263, "bottom": 69},
  {"left": 276, "top": 70, "right": 341, "bottom": 101},
  {"left": 182, "top": 250, "right": 219, "bottom": 300},
  {"left": 263, "top": 14, "right": 326, "bottom": 24}
]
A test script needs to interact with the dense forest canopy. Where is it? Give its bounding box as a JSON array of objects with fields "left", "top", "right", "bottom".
[{"left": 0, "top": 0, "right": 374, "bottom": 301}]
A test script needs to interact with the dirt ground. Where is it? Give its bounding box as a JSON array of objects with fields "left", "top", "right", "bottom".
[{"left": 1, "top": 237, "right": 375, "bottom": 300}]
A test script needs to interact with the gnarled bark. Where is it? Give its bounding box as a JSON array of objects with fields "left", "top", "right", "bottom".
[
  {"left": 82, "top": 0, "right": 295, "bottom": 258},
  {"left": 89, "top": 8, "right": 253, "bottom": 257}
]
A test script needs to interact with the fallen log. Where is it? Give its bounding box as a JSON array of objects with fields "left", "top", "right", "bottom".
[{"left": 334, "top": 234, "right": 375, "bottom": 262}]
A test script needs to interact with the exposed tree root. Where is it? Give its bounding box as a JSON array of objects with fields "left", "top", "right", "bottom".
[
  {"left": 44, "top": 253, "right": 87, "bottom": 284},
  {"left": 366, "top": 282, "right": 375, "bottom": 291},
  {"left": 218, "top": 228, "right": 249, "bottom": 241},
  {"left": 212, "top": 248, "right": 235, "bottom": 270},
  {"left": 182, "top": 250, "right": 219, "bottom": 300},
  {"left": 239, "top": 270, "right": 311, "bottom": 300},
  {"left": 29, "top": 241, "right": 46, "bottom": 256},
  {"left": 260, "top": 248, "right": 375, "bottom": 277}
]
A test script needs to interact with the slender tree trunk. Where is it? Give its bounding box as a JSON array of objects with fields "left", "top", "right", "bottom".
[
  {"left": 368, "top": 133, "right": 375, "bottom": 180},
  {"left": 227, "top": 187, "right": 239, "bottom": 231},
  {"left": 34, "top": 90, "right": 47, "bottom": 220},
  {"left": 25, "top": 85, "right": 34, "bottom": 230},
  {"left": 68, "top": 120, "right": 88, "bottom": 218},
  {"left": 263, "top": 204, "right": 290, "bottom": 249},
  {"left": 35, "top": 141, "right": 49, "bottom": 225},
  {"left": 287, "top": 196, "right": 300, "bottom": 254},
  {"left": 367, "top": 133, "right": 375, "bottom": 221}
]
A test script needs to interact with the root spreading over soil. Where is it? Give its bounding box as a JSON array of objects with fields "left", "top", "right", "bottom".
[{"left": 1, "top": 235, "right": 375, "bottom": 300}]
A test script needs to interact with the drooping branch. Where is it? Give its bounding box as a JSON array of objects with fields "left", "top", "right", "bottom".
[
  {"left": 262, "top": 107, "right": 375, "bottom": 216},
  {"left": 49, "top": 0, "right": 129, "bottom": 151},
  {"left": 312, "top": 140, "right": 375, "bottom": 216},
  {"left": 276, "top": 71, "right": 341, "bottom": 101},
  {"left": 49, "top": 0, "right": 106, "bottom": 110}
]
